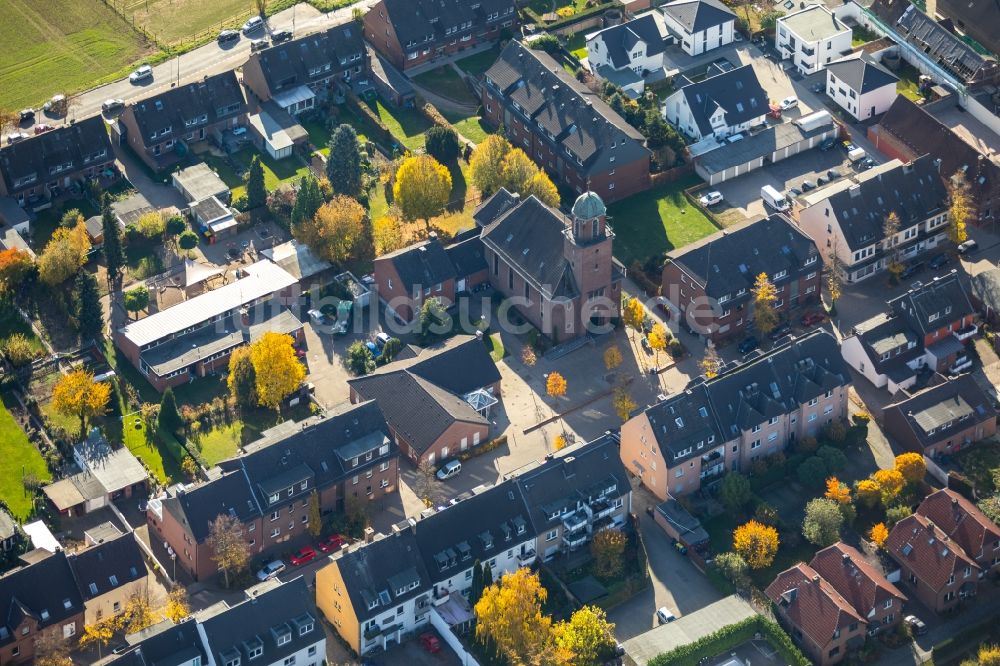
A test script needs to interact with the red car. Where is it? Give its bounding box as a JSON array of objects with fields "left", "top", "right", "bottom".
[
  {"left": 33, "top": 124, "right": 54, "bottom": 134},
  {"left": 419, "top": 632, "right": 441, "bottom": 653},
  {"left": 290, "top": 546, "right": 317, "bottom": 566},
  {"left": 318, "top": 534, "right": 346, "bottom": 553},
  {"left": 800, "top": 311, "right": 826, "bottom": 327}
]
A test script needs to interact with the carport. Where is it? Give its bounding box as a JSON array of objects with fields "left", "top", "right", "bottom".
[{"left": 694, "top": 122, "right": 839, "bottom": 185}]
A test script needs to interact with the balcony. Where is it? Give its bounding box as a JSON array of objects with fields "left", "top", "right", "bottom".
[
  {"left": 432, "top": 587, "right": 449, "bottom": 607},
  {"left": 562, "top": 511, "right": 587, "bottom": 534},
  {"left": 517, "top": 549, "right": 537, "bottom": 567},
  {"left": 949, "top": 356, "right": 973, "bottom": 375},
  {"left": 700, "top": 463, "right": 725, "bottom": 481},
  {"left": 589, "top": 499, "right": 615, "bottom": 521},
  {"left": 954, "top": 324, "right": 978, "bottom": 342},
  {"left": 563, "top": 531, "right": 588, "bottom": 550}
]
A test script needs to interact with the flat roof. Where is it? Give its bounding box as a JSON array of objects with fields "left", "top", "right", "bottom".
[
  {"left": 260, "top": 240, "right": 333, "bottom": 280},
  {"left": 76, "top": 443, "right": 148, "bottom": 492},
  {"left": 173, "top": 163, "right": 229, "bottom": 203},
  {"left": 695, "top": 121, "right": 833, "bottom": 174},
  {"left": 118, "top": 260, "right": 298, "bottom": 348},
  {"left": 779, "top": 4, "right": 849, "bottom": 41}
]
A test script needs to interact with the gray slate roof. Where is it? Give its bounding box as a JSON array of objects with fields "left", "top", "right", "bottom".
[
  {"left": 473, "top": 188, "right": 521, "bottom": 227},
  {"left": 826, "top": 53, "right": 899, "bottom": 94},
  {"left": 935, "top": 0, "right": 1000, "bottom": 63},
  {"left": 661, "top": 0, "right": 736, "bottom": 33},
  {"left": 109, "top": 621, "right": 208, "bottom": 666},
  {"left": 336, "top": 530, "right": 431, "bottom": 622},
  {"left": 0, "top": 115, "right": 112, "bottom": 193},
  {"left": 126, "top": 71, "right": 245, "bottom": 143},
  {"left": 591, "top": 13, "right": 671, "bottom": 69},
  {"left": 675, "top": 64, "right": 768, "bottom": 137},
  {"left": 68, "top": 533, "right": 146, "bottom": 602},
  {"left": 380, "top": 237, "right": 457, "bottom": 291},
  {"left": 246, "top": 22, "right": 365, "bottom": 96},
  {"left": 378, "top": 0, "right": 515, "bottom": 51},
  {"left": 0, "top": 551, "right": 84, "bottom": 646},
  {"left": 888, "top": 271, "right": 974, "bottom": 337}
]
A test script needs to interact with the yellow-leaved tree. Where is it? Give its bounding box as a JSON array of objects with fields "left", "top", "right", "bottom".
[
  {"left": 603, "top": 345, "right": 623, "bottom": 371},
  {"left": 523, "top": 170, "right": 560, "bottom": 207},
  {"left": 475, "top": 568, "right": 564, "bottom": 665},
  {"left": 249, "top": 332, "right": 306, "bottom": 412},
  {"left": 612, "top": 386, "right": 637, "bottom": 423},
  {"left": 883, "top": 212, "right": 904, "bottom": 283},
  {"left": 869, "top": 522, "right": 889, "bottom": 548},
  {"left": 752, "top": 272, "right": 779, "bottom": 336},
  {"left": 546, "top": 371, "right": 567, "bottom": 398},
  {"left": 38, "top": 221, "right": 91, "bottom": 286},
  {"left": 206, "top": 513, "right": 251, "bottom": 588},
  {"left": 52, "top": 370, "right": 111, "bottom": 436},
  {"left": 979, "top": 644, "right": 1000, "bottom": 666},
  {"left": 621, "top": 296, "right": 645, "bottom": 332},
  {"left": 163, "top": 586, "right": 190, "bottom": 623},
  {"left": 733, "top": 519, "right": 779, "bottom": 569},
  {"left": 393, "top": 154, "right": 452, "bottom": 231},
  {"left": 894, "top": 452, "right": 926, "bottom": 485},
  {"left": 824, "top": 476, "right": 852, "bottom": 504},
  {"left": 294, "top": 196, "right": 368, "bottom": 265},
  {"left": 873, "top": 468, "right": 905, "bottom": 504},
  {"left": 78, "top": 619, "right": 115, "bottom": 658},
  {"left": 648, "top": 322, "right": 669, "bottom": 362},
  {"left": 701, "top": 342, "right": 722, "bottom": 378},
  {"left": 591, "top": 528, "right": 627, "bottom": 578},
  {"left": 553, "top": 606, "right": 617, "bottom": 666},
  {"left": 947, "top": 171, "right": 971, "bottom": 246},
  {"left": 855, "top": 478, "right": 882, "bottom": 508},
  {"left": 469, "top": 134, "right": 512, "bottom": 197},
  {"left": 372, "top": 214, "right": 406, "bottom": 256}
]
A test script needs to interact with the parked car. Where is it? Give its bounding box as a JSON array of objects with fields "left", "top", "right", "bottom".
[
  {"left": 129, "top": 65, "right": 153, "bottom": 84},
  {"left": 255, "top": 559, "right": 285, "bottom": 581},
  {"left": 242, "top": 15, "right": 265, "bottom": 33},
  {"left": 250, "top": 38, "right": 269, "bottom": 52},
  {"left": 374, "top": 332, "right": 391, "bottom": 349},
  {"left": 419, "top": 633, "right": 442, "bottom": 653},
  {"left": 699, "top": 191, "right": 723, "bottom": 206},
  {"left": 42, "top": 94, "right": 67, "bottom": 116},
  {"left": 318, "top": 534, "right": 346, "bottom": 553},
  {"left": 272, "top": 29, "right": 293, "bottom": 43},
  {"left": 788, "top": 186, "right": 802, "bottom": 197},
  {"left": 19, "top": 109, "right": 34, "bottom": 123},
  {"left": 859, "top": 157, "right": 876, "bottom": 170},
  {"left": 656, "top": 607, "right": 677, "bottom": 624},
  {"left": 5, "top": 133, "right": 28, "bottom": 144},
  {"left": 768, "top": 322, "right": 792, "bottom": 341},
  {"left": 928, "top": 253, "right": 949, "bottom": 269},
  {"left": 737, "top": 337, "right": 759, "bottom": 355},
  {"left": 801, "top": 311, "right": 826, "bottom": 327},
  {"left": 900, "top": 262, "right": 925, "bottom": 279},
  {"left": 436, "top": 460, "right": 462, "bottom": 481},
  {"left": 819, "top": 137, "right": 836, "bottom": 151},
  {"left": 102, "top": 98, "right": 125, "bottom": 114},
  {"left": 904, "top": 615, "right": 927, "bottom": 635},
  {"left": 218, "top": 29, "right": 239, "bottom": 44},
  {"left": 232, "top": 125, "right": 248, "bottom": 137},
  {"left": 801, "top": 180, "right": 816, "bottom": 191},
  {"left": 779, "top": 96, "right": 798, "bottom": 110},
  {"left": 290, "top": 546, "right": 317, "bottom": 566},
  {"left": 817, "top": 175, "right": 829, "bottom": 186},
  {"left": 33, "top": 124, "right": 54, "bottom": 134},
  {"left": 958, "top": 239, "right": 978, "bottom": 254}
]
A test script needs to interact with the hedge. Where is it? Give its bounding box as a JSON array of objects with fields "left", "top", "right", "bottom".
[
  {"left": 931, "top": 612, "right": 1000, "bottom": 665},
  {"left": 647, "top": 616, "right": 810, "bottom": 666}
]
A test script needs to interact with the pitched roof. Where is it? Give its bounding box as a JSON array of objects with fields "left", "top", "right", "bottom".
[
  {"left": 485, "top": 41, "right": 649, "bottom": 174},
  {"left": 335, "top": 529, "right": 431, "bottom": 621},
  {"left": 778, "top": 5, "right": 849, "bottom": 41},
  {"left": 885, "top": 513, "right": 979, "bottom": 590},
  {"left": 0, "top": 551, "right": 83, "bottom": 644},
  {"left": 379, "top": 236, "right": 457, "bottom": 291},
  {"left": 590, "top": 12, "right": 671, "bottom": 69},
  {"left": 473, "top": 188, "right": 521, "bottom": 227},
  {"left": 809, "top": 543, "right": 906, "bottom": 617},
  {"left": 445, "top": 234, "right": 487, "bottom": 279},
  {"left": 161, "top": 469, "right": 260, "bottom": 543},
  {"left": 68, "top": 533, "right": 147, "bottom": 602},
  {"left": 661, "top": 0, "right": 736, "bottom": 33},
  {"left": 0, "top": 115, "right": 112, "bottom": 192},
  {"left": 674, "top": 64, "right": 768, "bottom": 137},
  {"left": 893, "top": 3, "right": 995, "bottom": 83},
  {"left": 917, "top": 488, "right": 1000, "bottom": 562},
  {"left": 887, "top": 271, "right": 975, "bottom": 336},
  {"left": 765, "top": 563, "right": 865, "bottom": 649},
  {"left": 246, "top": 22, "right": 366, "bottom": 96},
  {"left": 378, "top": 0, "right": 515, "bottom": 50},
  {"left": 126, "top": 71, "right": 245, "bottom": 142},
  {"left": 934, "top": 0, "right": 1000, "bottom": 61},
  {"left": 109, "top": 621, "right": 208, "bottom": 666},
  {"left": 884, "top": 374, "right": 994, "bottom": 447},
  {"left": 825, "top": 53, "right": 899, "bottom": 94}
]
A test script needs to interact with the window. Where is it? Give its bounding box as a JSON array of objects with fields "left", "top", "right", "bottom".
[
  {"left": 546, "top": 530, "right": 558, "bottom": 541},
  {"left": 283, "top": 657, "right": 296, "bottom": 666},
  {"left": 808, "top": 413, "right": 818, "bottom": 422},
  {"left": 884, "top": 598, "right": 893, "bottom": 609}
]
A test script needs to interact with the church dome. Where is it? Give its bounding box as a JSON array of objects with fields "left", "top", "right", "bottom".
[{"left": 571, "top": 191, "right": 606, "bottom": 220}]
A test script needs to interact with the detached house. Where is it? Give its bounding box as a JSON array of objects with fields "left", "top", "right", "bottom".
[
  {"left": 841, "top": 271, "right": 977, "bottom": 393},
  {"left": 775, "top": 5, "right": 852, "bottom": 75},
  {"left": 661, "top": 215, "right": 821, "bottom": 342},
  {"left": 824, "top": 53, "right": 899, "bottom": 121},
  {"left": 119, "top": 71, "right": 246, "bottom": 172},
  {"left": 0, "top": 115, "right": 114, "bottom": 209},
  {"left": 586, "top": 12, "right": 672, "bottom": 96},
  {"left": 660, "top": 0, "right": 737, "bottom": 56},
  {"left": 146, "top": 401, "right": 398, "bottom": 581},
  {"left": 917, "top": 489, "right": 1000, "bottom": 577},
  {"left": 796, "top": 156, "right": 949, "bottom": 284},
  {"left": 662, "top": 64, "right": 768, "bottom": 142},
  {"left": 621, "top": 330, "right": 850, "bottom": 498},
  {"left": 363, "top": 0, "right": 516, "bottom": 72},
  {"left": 483, "top": 41, "right": 652, "bottom": 202}
]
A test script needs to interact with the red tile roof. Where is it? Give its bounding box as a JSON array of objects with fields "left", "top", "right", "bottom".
[
  {"left": 885, "top": 514, "right": 980, "bottom": 591},
  {"left": 809, "top": 542, "right": 907, "bottom": 617},
  {"left": 917, "top": 489, "right": 1000, "bottom": 563},
  {"left": 765, "top": 563, "right": 865, "bottom": 650}
]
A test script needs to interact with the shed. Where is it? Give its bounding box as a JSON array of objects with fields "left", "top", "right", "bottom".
[
  {"left": 260, "top": 239, "right": 333, "bottom": 284},
  {"left": 84, "top": 215, "right": 105, "bottom": 249},
  {"left": 191, "top": 196, "right": 237, "bottom": 240},
  {"left": 653, "top": 499, "right": 710, "bottom": 546},
  {"left": 172, "top": 162, "right": 231, "bottom": 204},
  {"left": 248, "top": 102, "right": 308, "bottom": 160}
]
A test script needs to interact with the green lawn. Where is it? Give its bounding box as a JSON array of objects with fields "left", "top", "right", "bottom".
[
  {"left": 851, "top": 25, "right": 881, "bottom": 46},
  {"left": 703, "top": 513, "right": 818, "bottom": 588},
  {"left": 607, "top": 176, "right": 719, "bottom": 266},
  {"left": 0, "top": 396, "right": 51, "bottom": 520},
  {"left": 487, "top": 333, "right": 506, "bottom": 361},
  {"left": 366, "top": 100, "right": 433, "bottom": 152},
  {"left": 954, "top": 439, "right": 1000, "bottom": 494},
  {"left": 895, "top": 61, "right": 925, "bottom": 102},
  {"left": 444, "top": 110, "right": 493, "bottom": 145},
  {"left": 567, "top": 32, "right": 589, "bottom": 60},
  {"left": 197, "top": 423, "right": 243, "bottom": 466},
  {"left": 30, "top": 198, "right": 100, "bottom": 250},
  {"left": 302, "top": 117, "right": 370, "bottom": 157},
  {"left": 204, "top": 147, "right": 311, "bottom": 200},
  {"left": 0, "top": 300, "right": 44, "bottom": 355},
  {"left": 413, "top": 66, "right": 478, "bottom": 106},
  {"left": 454, "top": 45, "right": 504, "bottom": 78}
]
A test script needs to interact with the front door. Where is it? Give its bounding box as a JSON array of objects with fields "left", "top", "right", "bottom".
[
  {"left": 460, "top": 437, "right": 468, "bottom": 451},
  {"left": 441, "top": 446, "right": 449, "bottom": 458}
]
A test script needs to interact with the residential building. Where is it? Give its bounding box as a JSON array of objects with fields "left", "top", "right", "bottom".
[
  {"left": 114, "top": 260, "right": 302, "bottom": 392},
  {"left": 108, "top": 621, "right": 208, "bottom": 666},
  {"left": 586, "top": 12, "right": 672, "bottom": 96},
  {"left": 242, "top": 21, "right": 369, "bottom": 117},
  {"left": 482, "top": 41, "right": 652, "bottom": 202},
  {"left": 480, "top": 191, "right": 623, "bottom": 343},
  {"left": 766, "top": 563, "right": 867, "bottom": 665},
  {"left": 0, "top": 115, "right": 114, "bottom": 209},
  {"left": 824, "top": 53, "right": 899, "bottom": 121},
  {"left": 0, "top": 552, "right": 85, "bottom": 664},
  {"left": 882, "top": 375, "right": 996, "bottom": 457},
  {"left": 67, "top": 533, "right": 148, "bottom": 625},
  {"left": 809, "top": 543, "right": 907, "bottom": 635},
  {"left": 775, "top": 5, "right": 852, "bottom": 75},
  {"left": 316, "top": 434, "right": 630, "bottom": 656},
  {"left": 146, "top": 401, "right": 398, "bottom": 581},
  {"left": 363, "top": 0, "right": 516, "bottom": 71},
  {"left": 621, "top": 330, "right": 850, "bottom": 498},
  {"left": 373, "top": 230, "right": 486, "bottom": 324},
  {"left": 662, "top": 64, "right": 768, "bottom": 141},
  {"left": 660, "top": 215, "right": 821, "bottom": 342},
  {"left": 348, "top": 335, "right": 501, "bottom": 466},
  {"left": 841, "top": 271, "right": 977, "bottom": 393},
  {"left": 916, "top": 488, "right": 1000, "bottom": 576},
  {"left": 971, "top": 267, "right": 1000, "bottom": 324},
  {"left": 119, "top": 71, "right": 246, "bottom": 172},
  {"left": 659, "top": 0, "right": 737, "bottom": 56},
  {"left": 885, "top": 513, "right": 980, "bottom": 612},
  {"left": 933, "top": 0, "right": 1000, "bottom": 66},
  {"left": 869, "top": 96, "right": 1000, "bottom": 226},
  {"left": 796, "top": 156, "right": 949, "bottom": 283},
  {"left": 0, "top": 511, "right": 16, "bottom": 553}
]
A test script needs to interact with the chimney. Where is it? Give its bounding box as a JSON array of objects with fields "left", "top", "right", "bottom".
[
  {"left": 364, "top": 526, "right": 375, "bottom": 543},
  {"left": 240, "top": 307, "right": 250, "bottom": 328},
  {"left": 812, "top": 574, "right": 820, "bottom": 582},
  {"left": 842, "top": 553, "right": 851, "bottom": 564}
]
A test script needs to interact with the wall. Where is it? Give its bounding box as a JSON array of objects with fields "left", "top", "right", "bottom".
[
  {"left": 85, "top": 576, "right": 149, "bottom": 625},
  {"left": 430, "top": 608, "right": 481, "bottom": 666},
  {"left": 315, "top": 559, "right": 363, "bottom": 654}
]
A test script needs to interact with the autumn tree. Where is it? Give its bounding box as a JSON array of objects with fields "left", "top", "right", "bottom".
[
  {"left": 101, "top": 194, "right": 125, "bottom": 285},
  {"left": 603, "top": 345, "right": 623, "bottom": 371},
  {"left": 591, "top": 528, "right": 627, "bottom": 578},
  {"left": 720, "top": 473, "right": 752, "bottom": 513},
  {"left": 523, "top": 170, "right": 560, "bottom": 207},
  {"left": 327, "top": 124, "right": 363, "bottom": 197},
  {"left": 164, "top": 586, "right": 190, "bottom": 623},
  {"left": 227, "top": 346, "right": 258, "bottom": 407},
  {"left": 553, "top": 606, "right": 617, "bottom": 666},
  {"left": 713, "top": 551, "right": 750, "bottom": 588},
  {"left": 308, "top": 491, "right": 322, "bottom": 538},
  {"left": 116, "top": 588, "right": 158, "bottom": 634},
  {"left": 873, "top": 468, "right": 905, "bottom": 504},
  {"left": 622, "top": 296, "right": 645, "bottom": 332},
  {"left": 295, "top": 196, "right": 368, "bottom": 265},
  {"left": 883, "top": 212, "right": 903, "bottom": 283},
  {"left": 136, "top": 210, "right": 166, "bottom": 238},
  {"left": 612, "top": 386, "right": 636, "bottom": 422},
  {"left": 826, "top": 239, "right": 844, "bottom": 316},
  {"left": 869, "top": 522, "right": 889, "bottom": 548},
  {"left": 979, "top": 644, "right": 1000, "bottom": 666},
  {"left": 372, "top": 214, "right": 405, "bottom": 256},
  {"left": 38, "top": 221, "right": 91, "bottom": 286},
  {"left": 469, "top": 134, "right": 512, "bottom": 197},
  {"left": 500, "top": 148, "right": 539, "bottom": 196},
  {"left": 52, "top": 370, "right": 111, "bottom": 435},
  {"left": 546, "top": 371, "right": 567, "bottom": 398},
  {"left": 648, "top": 322, "right": 668, "bottom": 362},
  {"left": 248, "top": 332, "right": 306, "bottom": 412},
  {"left": 34, "top": 631, "right": 73, "bottom": 666},
  {"left": 207, "top": 513, "right": 251, "bottom": 587},
  {"left": 855, "top": 479, "right": 882, "bottom": 509},
  {"left": 346, "top": 339, "right": 375, "bottom": 375},
  {"left": 0, "top": 248, "right": 34, "bottom": 293},
  {"left": 246, "top": 155, "right": 267, "bottom": 210},
  {"left": 894, "top": 452, "right": 926, "bottom": 485},
  {"left": 802, "top": 498, "right": 844, "bottom": 547},
  {"left": 75, "top": 270, "right": 103, "bottom": 342},
  {"left": 78, "top": 619, "right": 115, "bottom": 658},
  {"left": 824, "top": 476, "right": 851, "bottom": 504},
  {"left": 393, "top": 155, "right": 452, "bottom": 230},
  {"left": 553, "top": 434, "right": 568, "bottom": 451},
  {"left": 752, "top": 272, "right": 779, "bottom": 336},
  {"left": 733, "top": 520, "right": 779, "bottom": 569},
  {"left": 701, "top": 341, "right": 722, "bottom": 378},
  {"left": 521, "top": 346, "right": 537, "bottom": 367},
  {"left": 475, "top": 568, "right": 558, "bottom": 665},
  {"left": 947, "top": 171, "right": 971, "bottom": 245}
]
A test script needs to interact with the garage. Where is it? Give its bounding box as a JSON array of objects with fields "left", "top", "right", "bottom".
[{"left": 694, "top": 122, "right": 839, "bottom": 185}]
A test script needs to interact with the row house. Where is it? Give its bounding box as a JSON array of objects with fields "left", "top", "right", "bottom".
[
  {"left": 316, "top": 434, "right": 630, "bottom": 655},
  {"left": 662, "top": 64, "right": 768, "bottom": 142},
  {"left": 661, "top": 214, "right": 821, "bottom": 343},
  {"left": 840, "top": 271, "right": 977, "bottom": 394},
  {"left": 796, "top": 156, "right": 950, "bottom": 284},
  {"left": 483, "top": 41, "right": 651, "bottom": 202},
  {"left": 917, "top": 489, "right": 1000, "bottom": 577},
  {"left": 67, "top": 533, "right": 149, "bottom": 626},
  {"left": 364, "top": 0, "right": 516, "bottom": 72},
  {"left": 119, "top": 71, "right": 246, "bottom": 172},
  {"left": 146, "top": 401, "right": 398, "bottom": 581},
  {"left": 621, "top": 330, "right": 849, "bottom": 498},
  {"left": 0, "top": 115, "right": 114, "bottom": 211}
]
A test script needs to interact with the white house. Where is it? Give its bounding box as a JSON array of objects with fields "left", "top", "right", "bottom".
[
  {"left": 662, "top": 64, "right": 768, "bottom": 141},
  {"left": 776, "top": 5, "right": 852, "bottom": 75},
  {"left": 660, "top": 0, "right": 737, "bottom": 56},
  {"left": 587, "top": 12, "right": 672, "bottom": 96},
  {"left": 825, "top": 53, "right": 900, "bottom": 121}
]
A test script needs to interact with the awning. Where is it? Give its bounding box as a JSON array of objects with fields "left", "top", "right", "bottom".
[
  {"left": 272, "top": 85, "right": 315, "bottom": 109},
  {"left": 43, "top": 478, "right": 86, "bottom": 511},
  {"left": 184, "top": 259, "right": 224, "bottom": 288},
  {"left": 209, "top": 217, "right": 237, "bottom": 234}
]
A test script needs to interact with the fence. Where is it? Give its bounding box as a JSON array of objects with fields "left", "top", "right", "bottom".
[{"left": 99, "top": 0, "right": 262, "bottom": 50}]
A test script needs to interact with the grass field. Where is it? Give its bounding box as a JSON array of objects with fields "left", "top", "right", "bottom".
[
  {"left": 121, "top": 0, "right": 253, "bottom": 45},
  {"left": 0, "top": 396, "right": 51, "bottom": 520},
  {"left": 366, "top": 99, "right": 433, "bottom": 152},
  {"left": 197, "top": 423, "right": 242, "bottom": 466},
  {"left": 443, "top": 110, "right": 492, "bottom": 145},
  {"left": 454, "top": 45, "right": 503, "bottom": 78},
  {"left": 0, "top": 0, "right": 154, "bottom": 110},
  {"left": 0, "top": 300, "right": 44, "bottom": 355},
  {"left": 413, "top": 66, "right": 478, "bottom": 106}
]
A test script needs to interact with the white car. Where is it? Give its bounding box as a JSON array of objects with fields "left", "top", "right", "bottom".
[
  {"left": 656, "top": 607, "right": 676, "bottom": 624},
  {"left": 242, "top": 16, "right": 265, "bottom": 33},
  {"left": 436, "top": 460, "right": 462, "bottom": 481},
  {"left": 255, "top": 559, "right": 285, "bottom": 581},
  {"left": 129, "top": 65, "right": 153, "bottom": 84},
  {"left": 779, "top": 96, "right": 798, "bottom": 110},
  {"left": 699, "top": 191, "right": 723, "bottom": 206},
  {"left": 102, "top": 98, "right": 125, "bottom": 114}
]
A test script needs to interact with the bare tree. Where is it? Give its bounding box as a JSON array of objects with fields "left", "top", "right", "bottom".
[
  {"left": 826, "top": 239, "right": 845, "bottom": 315},
  {"left": 253, "top": 0, "right": 267, "bottom": 18},
  {"left": 206, "top": 514, "right": 251, "bottom": 588}
]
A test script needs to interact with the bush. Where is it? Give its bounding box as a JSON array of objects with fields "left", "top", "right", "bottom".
[
  {"left": 530, "top": 33, "right": 560, "bottom": 53},
  {"left": 797, "top": 456, "right": 828, "bottom": 488},
  {"left": 817, "top": 445, "right": 847, "bottom": 472},
  {"left": 425, "top": 126, "right": 461, "bottom": 163},
  {"left": 3, "top": 333, "right": 37, "bottom": 367},
  {"left": 647, "top": 616, "right": 809, "bottom": 666}
]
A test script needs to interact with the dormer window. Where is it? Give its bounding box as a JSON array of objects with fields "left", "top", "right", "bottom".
[
  {"left": 225, "top": 657, "right": 241, "bottom": 666},
  {"left": 298, "top": 619, "right": 314, "bottom": 635},
  {"left": 108, "top": 575, "right": 118, "bottom": 586},
  {"left": 269, "top": 493, "right": 280, "bottom": 504},
  {"left": 62, "top": 598, "right": 72, "bottom": 609},
  {"left": 368, "top": 599, "right": 378, "bottom": 610}
]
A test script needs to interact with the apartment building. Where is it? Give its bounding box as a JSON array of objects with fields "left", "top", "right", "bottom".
[{"left": 775, "top": 5, "right": 852, "bottom": 75}]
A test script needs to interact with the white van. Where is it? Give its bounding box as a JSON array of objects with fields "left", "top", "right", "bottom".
[
  {"left": 848, "top": 146, "right": 867, "bottom": 163},
  {"left": 436, "top": 460, "right": 462, "bottom": 481},
  {"left": 761, "top": 184, "right": 789, "bottom": 211}
]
